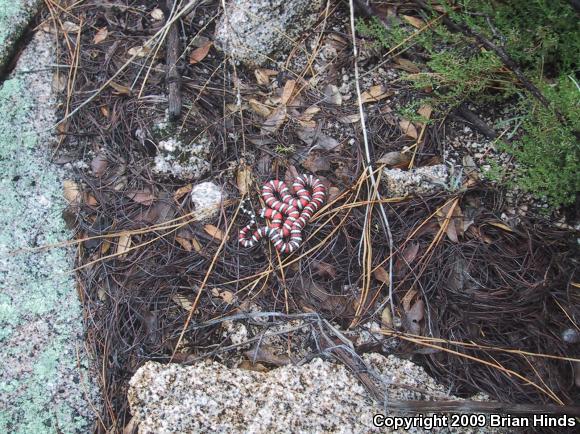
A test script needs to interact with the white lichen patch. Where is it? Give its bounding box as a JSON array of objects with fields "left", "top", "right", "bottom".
[
  {"left": 153, "top": 136, "right": 210, "bottom": 180},
  {"left": 190, "top": 182, "right": 223, "bottom": 221}
]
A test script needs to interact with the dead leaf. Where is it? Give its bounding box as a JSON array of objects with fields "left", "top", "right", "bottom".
[
  {"left": 405, "top": 299, "right": 424, "bottom": 334},
  {"left": 327, "top": 186, "right": 340, "bottom": 202},
  {"left": 189, "top": 41, "right": 212, "bottom": 64},
  {"left": 63, "top": 180, "right": 81, "bottom": 206},
  {"left": 127, "top": 189, "right": 156, "bottom": 206},
  {"left": 171, "top": 294, "right": 193, "bottom": 310},
  {"left": 191, "top": 237, "right": 202, "bottom": 252},
  {"left": 175, "top": 236, "right": 193, "bottom": 251},
  {"left": 109, "top": 81, "right": 131, "bottom": 95},
  {"left": 297, "top": 127, "right": 339, "bottom": 150},
  {"left": 127, "top": 45, "right": 150, "bottom": 58},
  {"left": 323, "top": 84, "right": 342, "bottom": 105},
  {"left": 174, "top": 184, "right": 193, "bottom": 201},
  {"left": 254, "top": 68, "right": 278, "bottom": 85},
  {"left": 338, "top": 113, "right": 360, "bottom": 124},
  {"left": 85, "top": 193, "right": 99, "bottom": 207},
  {"left": 360, "top": 85, "right": 392, "bottom": 104},
  {"left": 302, "top": 152, "right": 330, "bottom": 173},
  {"left": 217, "top": 290, "right": 235, "bottom": 304},
  {"left": 91, "top": 153, "right": 108, "bottom": 177},
  {"left": 402, "top": 15, "right": 425, "bottom": 29},
  {"left": 488, "top": 221, "right": 513, "bottom": 232},
  {"left": 394, "top": 57, "right": 420, "bottom": 73},
  {"left": 248, "top": 98, "right": 271, "bottom": 117},
  {"left": 238, "top": 360, "right": 269, "bottom": 372},
  {"left": 401, "top": 288, "right": 418, "bottom": 313},
  {"left": 245, "top": 346, "right": 292, "bottom": 366},
  {"left": 381, "top": 306, "right": 393, "bottom": 328},
  {"left": 399, "top": 118, "right": 418, "bottom": 139},
  {"left": 280, "top": 80, "right": 296, "bottom": 105},
  {"left": 401, "top": 242, "right": 420, "bottom": 265},
  {"left": 51, "top": 72, "right": 67, "bottom": 93},
  {"left": 417, "top": 105, "right": 433, "bottom": 127},
  {"left": 237, "top": 164, "right": 253, "bottom": 195},
  {"left": 204, "top": 224, "right": 226, "bottom": 241},
  {"left": 100, "top": 105, "right": 109, "bottom": 118},
  {"left": 150, "top": 8, "right": 164, "bottom": 20},
  {"left": 436, "top": 201, "right": 463, "bottom": 242},
  {"left": 373, "top": 266, "right": 390, "bottom": 284},
  {"left": 62, "top": 21, "right": 80, "bottom": 33},
  {"left": 116, "top": 234, "right": 131, "bottom": 258},
  {"left": 376, "top": 151, "right": 411, "bottom": 168},
  {"left": 261, "top": 105, "right": 287, "bottom": 134},
  {"left": 313, "top": 262, "right": 337, "bottom": 279},
  {"left": 93, "top": 27, "right": 108, "bottom": 44}
]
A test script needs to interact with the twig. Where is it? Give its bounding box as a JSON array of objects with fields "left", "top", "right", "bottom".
[
  {"left": 166, "top": 0, "right": 183, "bottom": 119},
  {"left": 348, "top": 0, "right": 395, "bottom": 321}
]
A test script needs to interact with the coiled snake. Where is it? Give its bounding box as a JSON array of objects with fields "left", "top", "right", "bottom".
[{"left": 239, "top": 175, "right": 326, "bottom": 253}]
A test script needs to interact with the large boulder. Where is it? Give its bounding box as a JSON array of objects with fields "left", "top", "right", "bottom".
[{"left": 214, "top": 0, "right": 323, "bottom": 67}]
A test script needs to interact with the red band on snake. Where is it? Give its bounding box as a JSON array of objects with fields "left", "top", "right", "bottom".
[{"left": 239, "top": 175, "right": 326, "bottom": 254}]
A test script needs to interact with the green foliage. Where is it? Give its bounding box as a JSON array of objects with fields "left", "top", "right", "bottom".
[
  {"left": 500, "top": 76, "right": 580, "bottom": 206},
  {"left": 356, "top": 1, "right": 580, "bottom": 207}
]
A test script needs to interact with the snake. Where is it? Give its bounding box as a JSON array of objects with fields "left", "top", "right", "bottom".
[{"left": 239, "top": 174, "right": 327, "bottom": 254}]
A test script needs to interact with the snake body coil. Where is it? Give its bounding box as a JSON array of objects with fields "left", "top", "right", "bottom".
[{"left": 239, "top": 175, "right": 326, "bottom": 253}]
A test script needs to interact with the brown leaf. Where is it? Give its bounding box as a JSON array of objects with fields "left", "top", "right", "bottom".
[
  {"left": 91, "top": 153, "right": 108, "bottom": 177},
  {"left": 248, "top": 98, "right": 271, "bottom": 117},
  {"left": 373, "top": 266, "right": 390, "bottom": 284},
  {"left": 381, "top": 306, "right": 393, "bottom": 328},
  {"left": 376, "top": 151, "right": 411, "bottom": 168},
  {"left": 488, "top": 221, "right": 513, "bottom": 232},
  {"left": 313, "top": 262, "right": 337, "bottom": 279},
  {"left": 116, "top": 234, "right": 131, "bottom": 258},
  {"left": 338, "top": 113, "right": 360, "bottom": 124},
  {"left": 191, "top": 237, "right": 202, "bottom": 252},
  {"left": 109, "top": 81, "right": 131, "bottom": 95},
  {"left": 417, "top": 105, "right": 433, "bottom": 127},
  {"left": 62, "top": 21, "right": 80, "bottom": 33},
  {"left": 204, "top": 224, "right": 226, "bottom": 241},
  {"left": 302, "top": 152, "right": 331, "bottom": 173},
  {"left": 127, "top": 189, "right": 156, "bottom": 206},
  {"left": 238, "top": 360, "right": 269, "bottom": 372},
  {"left": 174, "top": 184, "right": 193, "bottom": 201},
  {"left": 261, "top": 105, "right": 287, "bottom": 134},
  {"left": 401, "top": 242, "right": 420, "bottom": 265},
  {"left": 175, "top": 236, "right": 193, "bottom": 251},
  {"left": 394, "top": 57, "right": 420, "bottom": 73},
  {"left": 297, "top": 127, "right": 339, "bottom": 150},
  {"left": 189, "top": 41, "right": 212, "bottom": 64},
  {"left": 280, "top": 80, "right": 296, "bottom": 105},
  {"left": 360, "top": 85, "right": 393, "bottom": 103},
  {"left": 171, "top": 294, "right": 193, "bottom": 310},
  {"left": 245, "top": 346, "right": 292, "bottom": 367},
  {"left": 93, "top": 27, "right": 108, "bottom": 44},
  {"left": 405, "top": 299, "right": 424, "bottom": 334},
  {"left": 100, "top": 105, "right": 109, "bottom": 119},
  {"left": 254, "top": 68, "right": 278, "bottom": 85},
  {"left": 237, "top": 164, "right": 253, "bottom": 195},
  {"left": 402, "top": 15, "right": 425, "bottom": 29},
  {"left": 399, "top": 118, "right": 418, "bottom": 139},
  {"left": 63, "top": 180, "right": 81, "bottom": 206}
]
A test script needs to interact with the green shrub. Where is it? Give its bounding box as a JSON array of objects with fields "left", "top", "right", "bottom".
[{"left": 356, "top": 0, "right": 580, "bottom": 207}]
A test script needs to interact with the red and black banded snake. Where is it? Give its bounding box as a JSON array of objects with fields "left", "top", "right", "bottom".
[{"left": 239, "top": 175, "right": 326, "bottom": 253}]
